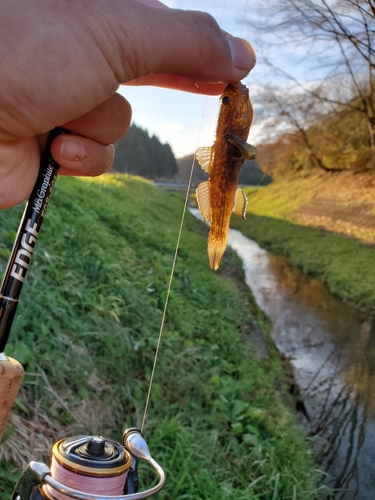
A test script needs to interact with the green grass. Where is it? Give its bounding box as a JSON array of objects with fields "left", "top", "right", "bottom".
[
  {"left": 232, "top": 182, "right": 375, "bottom": 313},
  {"left": 0, "top": 175, "right": 323, "bottom": 498},
  {"left": 243, "top": 179, "right": 321, "bottom": 219}
]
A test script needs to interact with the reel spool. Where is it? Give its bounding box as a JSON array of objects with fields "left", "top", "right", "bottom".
[
  {"left": 12, "top": 429, "right": 165, "bottom": 500},
  {"left": 46, "top": 435, "right": 131, "bottom": 499}
]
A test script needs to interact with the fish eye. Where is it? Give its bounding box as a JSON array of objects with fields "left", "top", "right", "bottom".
[{"left": 222, "top": 96, "right": 231, "bottom": 105}]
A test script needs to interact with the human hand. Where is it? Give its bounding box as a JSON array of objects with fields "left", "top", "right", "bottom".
[{"left": 0, "top": 0, "right": 256, "bottom": 208}]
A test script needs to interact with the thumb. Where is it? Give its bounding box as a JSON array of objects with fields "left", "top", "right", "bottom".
[
  {"left": 0, "top": 0, "right": 256, "bottom": 141},
  {"left": 92, "top": 1, "right": 256, "bottom": 88}
]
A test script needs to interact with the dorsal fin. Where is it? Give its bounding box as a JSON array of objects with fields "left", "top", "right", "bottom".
[
  {"left": 233, "top": 188, "right": 248, "bottom": 218},
  {"left": 196, "top": 181, "right": 211, "bottom": 223},
  {"left": 195, "top": 146, "right": 213, "bottom": 173}
]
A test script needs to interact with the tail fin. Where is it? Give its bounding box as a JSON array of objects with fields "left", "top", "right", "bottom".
[{"left": 207, "top": 234, "right": 227, "bottom": 270}]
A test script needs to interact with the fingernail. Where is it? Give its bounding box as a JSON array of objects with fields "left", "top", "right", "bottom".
[
  {"left": 226, "top": 36, "right": 256, "bottom": 71},
  {"left": 60, "top": 137, "right": 87, "bottom": 161}
]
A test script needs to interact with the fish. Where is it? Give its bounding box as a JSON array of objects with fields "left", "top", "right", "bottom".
[{"left": 195, "top": 82, "right": 256, "bottom": 270}]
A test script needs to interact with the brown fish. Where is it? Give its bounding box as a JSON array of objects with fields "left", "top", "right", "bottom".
[{"left": 195, "top": 82, "right": 256, "bottom": 270}]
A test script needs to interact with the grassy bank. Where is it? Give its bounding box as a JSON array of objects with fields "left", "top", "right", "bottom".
[
  {"left": 230, "top": 173, "right": 375, "bottom": 313},
  {"left": 0, "top": 175, "right": 321, "bottom": 498}
]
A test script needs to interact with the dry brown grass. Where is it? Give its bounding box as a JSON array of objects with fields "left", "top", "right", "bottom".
[{"left": 247, "top": 171, "right": 375, "bottom": 243}]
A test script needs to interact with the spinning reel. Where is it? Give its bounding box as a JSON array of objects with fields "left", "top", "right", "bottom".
[{"left": 12, "top": 429, "right": 165, "bottom": 500}]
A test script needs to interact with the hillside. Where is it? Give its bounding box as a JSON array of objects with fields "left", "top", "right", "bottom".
[
  {"left": 0, "top": 175, "right": 319, "bottom": 498},
  {"left": 245, "top": 171, "right": 375, "bottom": 243}
]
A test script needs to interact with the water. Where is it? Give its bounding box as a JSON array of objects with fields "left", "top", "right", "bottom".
[{"left": 189, "top": 208, "right": 375, "bottom": 499}]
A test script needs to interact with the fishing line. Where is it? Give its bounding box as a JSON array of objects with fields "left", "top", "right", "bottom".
[
  {"left": 240, "top": 0, "right": 250, "bottom": 38},
  {"left": 219, "top": 0, "right": 228, "bottom": 27},
  {"left": 141, "top": 0, "right": 250, "bottom": 432},
  {"left": 141, "top": 98, "right": 208, "bottom": 433}
]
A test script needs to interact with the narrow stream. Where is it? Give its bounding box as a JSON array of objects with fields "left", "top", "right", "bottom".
[{"left": 190, "top": 209, "right": 375, "bottom": 499}]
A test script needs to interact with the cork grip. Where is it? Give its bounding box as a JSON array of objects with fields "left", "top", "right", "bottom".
[{"left": 0, "top": 356, "right": 24, "bottom": 442}]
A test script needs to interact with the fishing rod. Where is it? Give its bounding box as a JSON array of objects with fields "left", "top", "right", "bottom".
[
  {"left": 0, "top": 127, "right": 64, "bottom": 446},
  {"left": 0, "top": 129, "right": 165, "bottom": 500}
]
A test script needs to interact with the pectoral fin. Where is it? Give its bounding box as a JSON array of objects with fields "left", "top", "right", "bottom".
[
  {"left": 196, "top": 181, "right": 211, "bottom": 223},
  {"left": 233, "top": 188, "right": 248, "bottom": 219},
  {"left": 195, "top": 146, "right": 213, "bottom": 173},
  {"left": 224, "top": 133, "right": 256, "bottom": 160}
]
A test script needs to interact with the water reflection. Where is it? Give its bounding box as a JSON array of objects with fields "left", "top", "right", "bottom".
[{"left": 224, "top": 228, "right": 375, "bottom": 499}]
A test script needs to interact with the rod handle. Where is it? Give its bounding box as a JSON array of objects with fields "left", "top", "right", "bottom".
[{"left": 0, "top": 356, "right": 24, "bottom": 442}]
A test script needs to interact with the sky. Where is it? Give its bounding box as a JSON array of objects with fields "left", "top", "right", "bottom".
[
  {"left": 117, "top": 0, "right": 260, "bottom": 159},
  {"left": 116, "top": 1, "right": 350, "bottom": 159}
]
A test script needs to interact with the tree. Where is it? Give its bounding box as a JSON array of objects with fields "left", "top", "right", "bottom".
[
  {"left": 257, "top": 85, "right": 331, "bottom": 172},
  {"left": 250, "top": 0, "right": 375, "bottom": 172},
  {"left": 111, "top": 124, "right": 178, "bottom": 179}
]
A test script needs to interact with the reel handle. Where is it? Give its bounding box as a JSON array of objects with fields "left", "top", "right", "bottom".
[{"left": 0, "top": 354, "right": 24, "bottom": 442}]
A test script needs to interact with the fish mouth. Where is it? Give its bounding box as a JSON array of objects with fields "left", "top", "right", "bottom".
[{"left": 225, "top": 82, "right": 248, "bottom": 95}]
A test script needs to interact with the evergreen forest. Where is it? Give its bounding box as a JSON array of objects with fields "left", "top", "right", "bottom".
[{"left": 111, "top": 123, "right": 178, "bottom": 180}]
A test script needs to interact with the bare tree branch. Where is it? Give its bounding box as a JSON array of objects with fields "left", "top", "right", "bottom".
[{"left": 249, "top": 0, "right": 375, "bottom": 167}]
